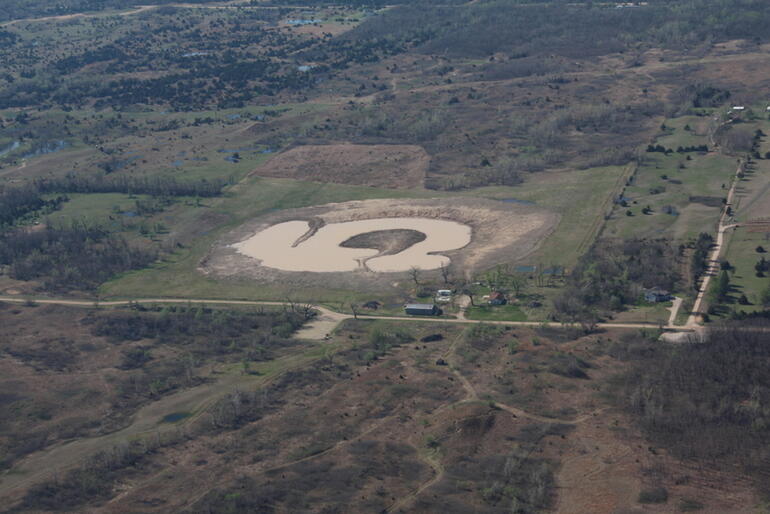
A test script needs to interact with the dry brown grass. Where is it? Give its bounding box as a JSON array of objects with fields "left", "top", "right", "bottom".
[{"left": 250, "top": 143, "right": 429, "bottom": 189}]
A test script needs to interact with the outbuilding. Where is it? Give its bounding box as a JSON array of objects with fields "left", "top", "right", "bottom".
[
  {"left": 488, "top": 291, "right": 508, "bottom": 305},
  {"left": 404, "top": 303, "right": 440, "bottom": 316},
  {"left": 644, "top": 288, "right": 672, "bottom": 303}
]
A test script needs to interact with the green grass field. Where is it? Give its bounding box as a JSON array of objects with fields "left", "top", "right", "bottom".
[
  {"left": 99, "top": 177, "right": 437, "bottom": 303},
  {"left": 98, "top": 159, "right": 629, "bottom": 306},
  {"left": 604, "top": 118, "right": 736, "bottom": 241},
  {"left": 720, "top": 227, "right": 770, "bottom": 313},
  {"left": 465, "top": 304, "right": 528, "bottom": 322},
  {"left": 472, "top": 164, "right": 628, "bottom": 268}
]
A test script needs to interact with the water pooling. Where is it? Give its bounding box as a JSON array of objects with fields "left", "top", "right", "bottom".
[{"left": 232, "top": 217, "right": 472, "bottom": 272}]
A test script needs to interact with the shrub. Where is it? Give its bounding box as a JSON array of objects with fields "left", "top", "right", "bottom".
[
  {"left": 679, "top": 498, "right": 705, "bottom": 511},
  {"left": 638, "top": 487, "right": 668, "bottom": 504}
]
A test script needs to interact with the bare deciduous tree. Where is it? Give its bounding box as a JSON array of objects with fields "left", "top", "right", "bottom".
[{"left": 409, "top": 266, "right": 421, "bottom": 287}]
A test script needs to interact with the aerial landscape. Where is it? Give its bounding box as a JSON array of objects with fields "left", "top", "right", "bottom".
[{"left": 1, "top": 0, "right": 770, "bottom": 512}]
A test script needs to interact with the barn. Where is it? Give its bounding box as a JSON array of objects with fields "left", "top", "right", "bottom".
[{"left": 404, "top": 303, "right": 440, "bottom": 316}]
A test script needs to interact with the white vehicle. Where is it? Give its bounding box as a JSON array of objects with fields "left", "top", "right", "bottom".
[{"left": 435, "top": 289, "right": 453, "bottom": 303}]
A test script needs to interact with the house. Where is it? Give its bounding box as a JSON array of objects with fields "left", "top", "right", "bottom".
[
  {"left": 644, "top": 288, "right": 672, "bottom": 303},
  {"left": 435, "top": 289, "right": 452, "bottom": 303},
  {"left": 404, "top": 303, "right": 440, "bottom": 316},
  {"left": 488, "top": 291, "right": 508, "bottom": 305}
]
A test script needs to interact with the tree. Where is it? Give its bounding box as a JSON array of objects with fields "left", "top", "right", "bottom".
[
  {"left": 762, "top": 284, "right": 770, "bottom": 308},
  {"left": 507, "top": 274, "right": 526, "bottom": 297},
  {"left": 461, "top": 286, "right": 476, "bottom": 306},
  {"left": 408, "top": 266, "right": 421, "bottom": 287},
  {"left": 755, "top": 257, "right": 767, "bottom": 277},
  {"left": 439, "top": 262, "right": 452, "bottom": 285},
  {"left": 715, "top": 270, "right": 730, "bottom": 302}
]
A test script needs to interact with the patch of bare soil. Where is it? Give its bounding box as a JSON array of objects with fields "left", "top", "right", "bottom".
[
  {"left": 250, "top": 143, "right": 429, "bottom": 189},
  {"left": 340, "top": 228, "right": 427, "bottom": 256},
  {"left": 202, "top": 197, "right": 559, "bottom": 292}
]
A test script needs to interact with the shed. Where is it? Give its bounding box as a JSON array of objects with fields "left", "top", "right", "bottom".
[
  {"left": 488, "top": 291, "right": 508, "bottom": 305},
  {"left": 404, "top": 303, "right": 440, "bottom": 316},
  {"left": 644, "top": 288, "right": 672, "bottom": 303}
]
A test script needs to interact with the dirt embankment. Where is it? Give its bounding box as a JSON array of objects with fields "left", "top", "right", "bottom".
[
  {"left": 340, "top": 229, "right": 427, "bottom": 256},
  {"left": 250, "top": 143, "right": 429, "bottom": 189}
]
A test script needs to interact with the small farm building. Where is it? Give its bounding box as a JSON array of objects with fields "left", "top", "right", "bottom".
[
  {"left": 488, "top": 292, "right": 508, "bottom": 305},
  {"left": 644, "top": 288, "right": 672, "bottom": 303},
  {"left": 404, "top": 303, "right": 440, "bottom": 316}
]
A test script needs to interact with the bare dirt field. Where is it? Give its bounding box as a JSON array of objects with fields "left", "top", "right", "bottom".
[
  {"left": 202, "top": 197, "right": 559, "bottom": 291},
  {"left": 250, "top": 143, "right": 429, "bottom": 189}
]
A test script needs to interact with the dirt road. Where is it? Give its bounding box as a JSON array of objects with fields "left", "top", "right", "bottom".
[
  {"left": 0, "top": 295, "right": 694, "bottom": 333},
  {"left": 686, "top": 159, "right": 743, "bottom": 326}
]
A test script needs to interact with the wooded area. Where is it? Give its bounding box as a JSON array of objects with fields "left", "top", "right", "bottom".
[{"left": 622, "top": 322, "right": 770, "bottom": 496}]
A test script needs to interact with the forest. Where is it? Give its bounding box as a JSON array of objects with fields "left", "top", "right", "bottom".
[
  {"left": 0, "top": 0, "right": 212, "bottom": 22},
  {"left": 622, "top": 321, "right": 770, "bottom": 496},
  {"left": 0, "top": 223, "right": 157, "bottom": 292},
  {"left": 343, "top": 0, "right": 770, "bottom": 59}
]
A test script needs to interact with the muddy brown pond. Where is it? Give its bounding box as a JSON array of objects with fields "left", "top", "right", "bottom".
[{"left": 232, "top": 217, "right": 472, "bottom": 272}]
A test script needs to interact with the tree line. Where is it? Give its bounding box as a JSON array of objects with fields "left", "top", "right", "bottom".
[{"left": 34, "top": 173, "right": 227, "bottom": 198}]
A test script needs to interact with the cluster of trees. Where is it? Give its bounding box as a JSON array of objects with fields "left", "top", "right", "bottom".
[
  {"left": 0, "top": 186, "right": 67, "bottom": 228},
  {"left": 346, "top": 0, "right": 770, "bottom": 60},
  {"left": 553, "top": 239, "right": 680, "bottom": 323},
  {"left": 89, "top": 304, "right": 310, "bottom": 356},
  {"left": 623, "top": 321, "right": 770, "bottom": 495},
  {"left": 717, "top": 125, "right": 759, "bottom": 155},
  {"left": 689, "top": 232, "right": 713, "bottom": 290},
  {"left": 0, "top": 5, "right": 406, "bottom": 111},
  {"left": 0, "top": 0, "right": 213, "bottom": 22},
  {"left": 750, "top": 129, "right": 767, "bottom": 160},
  {"left": 34, "top": 173, "right": 226, "bottom": 198},
  {"left": 646, "top": 144, "right": 708, "bottom": 153},
  {"left": 0, "top": 223, "right": 156, "bottom": 292},
  {"left": 707, "top": 269, "right": 731, "bottom": 308}
]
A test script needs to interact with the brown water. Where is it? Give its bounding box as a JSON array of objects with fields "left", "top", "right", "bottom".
[{"left": 232, "top": 217, "right": 472, "bottom": 272}]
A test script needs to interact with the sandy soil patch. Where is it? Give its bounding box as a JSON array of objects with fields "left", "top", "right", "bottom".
[
  {"left": 250, "top": 143, "right": 428, "bottom": 189},
  {"left": 202, "top": 197, "right": 559, "bottom": 292}
]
